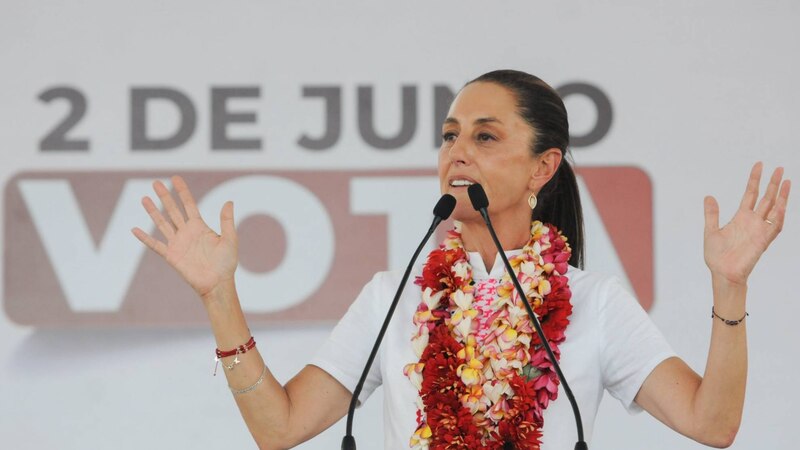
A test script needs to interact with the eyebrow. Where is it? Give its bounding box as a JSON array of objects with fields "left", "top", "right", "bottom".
[{"left": 443, "top": 116, "right": 503, "bottom": 126}]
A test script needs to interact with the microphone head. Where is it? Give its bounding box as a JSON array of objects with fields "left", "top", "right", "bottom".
[
  {"left": 467, "top": 184, "right": 489, "bottom": 211},
  {"left": 433, "top": 194, "right": 457, "bottom": 220}
]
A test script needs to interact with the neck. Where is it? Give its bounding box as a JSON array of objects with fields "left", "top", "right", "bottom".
[{"left": 459, "top": 210, "right": 531, "bottom": 271}]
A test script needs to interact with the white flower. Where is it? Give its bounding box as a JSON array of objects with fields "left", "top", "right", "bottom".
[
  {"left": 520, "top": 260, "right": 536, "bottom": 276},
  {"left": 453, "top": 261, "right": 470, "bottom": 280},
  {"left": 412, "top": 330, "right": 429, "bottom": 358},
  {"left": 456, "top": 317, "right": 472, "bottom": 338},
  {"left": 453, "top": 289, "right": 473, "bottom": 311},
  {"left": 484, "top": 380, "right": 512, "bottom": 404},
  {"left": 422, "top": 287, "right": 443, "bottom": 310}
]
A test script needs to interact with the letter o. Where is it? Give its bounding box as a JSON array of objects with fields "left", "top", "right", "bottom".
[
  {"left": 199, "top": 176, "right": 335, "bottom": 313},
  {"left": 557, "top": 82, "right": 613, "bottom": 148}
]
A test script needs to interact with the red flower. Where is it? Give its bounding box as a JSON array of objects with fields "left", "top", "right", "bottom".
[
  {"left": 420, "top": 324, "right": 484, "bottom": 448},
  {"left": 491, "top": 412, "right": 543, "bottom": 450},
  {"left": 540, "top": 228, "right": 571, "bottom": 275},
  {"left": 526, "top": 349, "right": 561, "bottom": 421},
  {"left": 416, "top": 248, "right": 468, "bottom": 294},
  {"left": 409, "top": 222, "right": 573, "bottom": 450},
  {"left": 531, "top": 274, "right": 572, "bottom": 346},
  {"left": 421, "top": 325, "right": 465, "bottom": 403}
]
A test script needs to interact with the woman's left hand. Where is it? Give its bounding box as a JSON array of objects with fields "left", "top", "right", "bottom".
[{"left": 703, "top": 162, "right": 791, "bottom": 285}]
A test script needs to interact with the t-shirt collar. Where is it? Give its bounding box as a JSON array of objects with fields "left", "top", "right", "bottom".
[{"left": 466, "top": 249, "right": 524, "bottom": 281}]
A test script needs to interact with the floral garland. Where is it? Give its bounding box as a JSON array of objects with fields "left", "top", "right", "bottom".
[{"left": 403, "top": 221, "right": 573, "bottom": 450}]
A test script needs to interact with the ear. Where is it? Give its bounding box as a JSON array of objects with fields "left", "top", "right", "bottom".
[{"left": 528, "top": 148, "right": 563, "bottom": 192}]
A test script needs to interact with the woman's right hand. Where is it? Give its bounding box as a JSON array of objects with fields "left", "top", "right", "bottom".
[{"left": 132, "top": 175, "right": 238, "bottom": 301}]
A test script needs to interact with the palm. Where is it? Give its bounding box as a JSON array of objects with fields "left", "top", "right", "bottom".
[
  {"left": 132, "top": 176, "right": 239, "bottom": 298},
  {"left": 165, "top": 218, "right": 237, "bottom": 297},
  {"left": 703, "top": 164, "right": 790, "bottom": 285}
]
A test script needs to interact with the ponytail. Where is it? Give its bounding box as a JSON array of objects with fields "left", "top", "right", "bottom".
[{"left": 533, "top": 158, "right": 585, "bottom": 268}]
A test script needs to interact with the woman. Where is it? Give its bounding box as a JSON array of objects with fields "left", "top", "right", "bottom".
[{"left": 132, "top": 70, "right": 790, "bottom": 449}]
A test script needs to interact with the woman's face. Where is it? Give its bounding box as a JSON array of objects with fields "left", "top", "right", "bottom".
[{"left": 438, "top": 81, "right": 539, "bottom": 224}]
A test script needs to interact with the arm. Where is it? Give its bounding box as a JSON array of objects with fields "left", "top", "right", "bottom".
[
  {"left": 634, "top": 163, "right": 790, "bottom": 448},
  {"left": 132, "top": 176, "right": 352, "bottom": 450}
]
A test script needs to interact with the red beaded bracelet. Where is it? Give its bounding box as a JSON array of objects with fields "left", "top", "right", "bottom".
[
  {"left": 213, "top": 337, "right": 256, "bottom": 376},
  {"left": 216, "top": 336, "right": 256, "bottom": 359}
]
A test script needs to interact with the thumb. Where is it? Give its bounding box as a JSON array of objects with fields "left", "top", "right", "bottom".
[
  {"left": 220, "top": 201, "right": 237, "bottom": 241},
  {"left": 704, "top": 195, "right": 719, "bottom": 235}
]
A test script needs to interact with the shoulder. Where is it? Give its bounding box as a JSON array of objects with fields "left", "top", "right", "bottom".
[
  {"left": 564, "top": 266, "right": 627, "bottom": 302},
  {"left": 356, "top": 267, "right": 420, "bottom": 308},
  {"left": 365, "top": 268, "right": 414, "bottom": 292}
]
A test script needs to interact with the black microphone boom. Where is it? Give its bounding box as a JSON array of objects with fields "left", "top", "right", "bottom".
[
  {"left": 467, "top": 184, "right": 588, "bottom": 450},
  {"left": 341, "top": 194, "right": 456, "bottom": 450}
]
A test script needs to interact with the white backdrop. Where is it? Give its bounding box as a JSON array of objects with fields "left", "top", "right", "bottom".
[{"left": 1, "top": 1, "right": 798, "bottom": 449}]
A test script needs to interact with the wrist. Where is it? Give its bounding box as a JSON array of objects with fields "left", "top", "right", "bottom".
[
  {"left": 710, "top": 272, "right": 748, "bottom": 292},
  {"left": 201, "top": 277, "right": 237, "bottom": 305},
  {"left": 710, "top": 274, "right": 747, "bottom": 317}
]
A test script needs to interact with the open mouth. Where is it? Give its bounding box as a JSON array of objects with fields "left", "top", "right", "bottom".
[{"left": 449, "top": 179, "right": 476, "bottom": 188}]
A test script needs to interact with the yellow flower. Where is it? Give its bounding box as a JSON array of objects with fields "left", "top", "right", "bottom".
[
  {"left": 410, "top": 424, "right": 432, "bottom": 448},
  {"left": 496, "top": 282, "right": 513, "bottom": 298},
  {"left": 414, "top": 309, "right": 433, "bottom": 323},
  {"left": 538, "top": 279, "right": 552, "bottom": 296},
  {"left": 458, "top": 365, "right": 482, "bottom": 385},
  {"left": 461, "top": 384, "right": 487, "bottom": 414},
  {"left": 498, "top": 327, "right": 518, "bottom": 350},
  {"left": 420, "top": 425, "right": 432, "bottom": 439}
]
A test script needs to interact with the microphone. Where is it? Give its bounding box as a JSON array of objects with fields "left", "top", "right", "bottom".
[
  {"left": 467, "top": 184, "right": 588, "bottom": 450},
  {"left": 341, "top": 194, "right": 457, "bottom": 450}
]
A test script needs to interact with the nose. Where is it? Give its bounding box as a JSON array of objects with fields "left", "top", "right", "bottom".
[{"left": 448, "top": 136, "right": 471, "bottom": 166}]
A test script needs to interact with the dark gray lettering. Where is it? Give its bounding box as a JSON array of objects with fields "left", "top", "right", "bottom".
[
  {"left": 557, "top": 83, "right": 613, "bottom": 148},
  {"left": 433, "top": 85, "right": 456, "bottom": 148},
  {"left": 357, "top": 85, "right": 417, "bottom": 150},
  {"left": 130, "top": 87, "right": 196, "bottom": 151},
  {"left": 211, "top": 87, "right": 261, "bottom": 150},
  {"left": 39, "top": 86, "right": 90, "bottom": 151},
  {"left": 297, "top": 86, "right": 341, "bottom": 150}
]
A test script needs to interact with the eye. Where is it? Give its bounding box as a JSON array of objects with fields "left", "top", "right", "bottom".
[
  {"left": 442, "top": 131, "right": 457, "bottom": 142},
  {"left": 477, "top": 132, "right": 496, "bottom": 142}
]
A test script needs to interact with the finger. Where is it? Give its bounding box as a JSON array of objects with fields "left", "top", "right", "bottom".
[
  {"left": 220, "top": 201, "right": 237, "bottom": 242},
  {"left": 131, "top": 227, "right": 167, "bottom": 257},
  {"left": 153, "top": 180, "right": 187, "bottom": 228},
  {"left": 172, "top": 175, "right": 202, "bottom": 220},
  {"left": 739, "top": 162, "right": 763, "bottom": 211},
  {"left": 704, "top": 195, "right": 720, "bottom": 234},
  {"left": 142, "top": 196, "right": 175, "bottom": 239},
  {"left": 767, "top": 179, "right": 791, "bottom": 232},
  {"left": 755, "top": 166, "right": 784, "bottom": 217}
]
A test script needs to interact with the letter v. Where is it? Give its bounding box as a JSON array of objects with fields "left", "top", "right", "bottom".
[{"left": 18, "top": 178, "right": 166, "bottom": 312}]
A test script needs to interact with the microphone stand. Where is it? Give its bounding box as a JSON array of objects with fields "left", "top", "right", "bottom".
[
  {"left": 341, "top": 194, "right": 455, "bottom": 450},
  {"left": 468, "top": 184, "right": 588, "bottom": 450}
]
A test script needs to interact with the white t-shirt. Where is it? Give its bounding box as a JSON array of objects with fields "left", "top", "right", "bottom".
[{"left": 311, "top": 251, "right": 676, "bottom": 450}]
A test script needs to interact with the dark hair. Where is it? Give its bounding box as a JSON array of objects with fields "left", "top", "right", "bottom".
[{"left": 469, "top": 69, "right": 585, "bottom": 268}]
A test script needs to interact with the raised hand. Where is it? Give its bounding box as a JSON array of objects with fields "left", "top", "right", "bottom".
[
  {"left": 704, "top": 163, "right": 791, "bottom": 285},
  {"left": 131, "top": 176, "right": 238, "bottom": 300}
]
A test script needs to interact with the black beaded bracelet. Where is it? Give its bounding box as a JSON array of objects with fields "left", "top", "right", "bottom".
[{"left": 711, "top": 306, "right": 748, "bottom": 326}]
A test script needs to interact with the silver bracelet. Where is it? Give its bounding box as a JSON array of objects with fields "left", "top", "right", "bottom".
[{"left": 229, "top": 365, "right": 268, "bottom": 396}]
